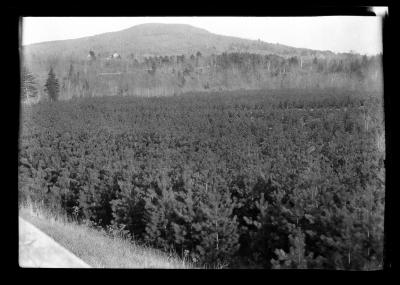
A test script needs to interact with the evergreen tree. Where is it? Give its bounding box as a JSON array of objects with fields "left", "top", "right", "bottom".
[
  {"left": 44, "top": 67, "right": 60, "bottom": 101},
  {"left": 193, "top": 183, "right": 239, "bottom": 265},
  {"left": 67, "top": 63, "right": 74, "bottom": 81},
  {"left": 21, "top": 67, "right": 38, "bottom": 101}
]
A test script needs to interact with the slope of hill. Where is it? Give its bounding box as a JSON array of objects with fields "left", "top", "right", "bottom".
[{"left": 22, "top": 23, "right": 333, "bottom": 60}]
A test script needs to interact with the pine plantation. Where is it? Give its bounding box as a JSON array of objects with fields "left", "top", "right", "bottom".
[{"left": 18, "top": 89, "right": 385, "bottom": 269}]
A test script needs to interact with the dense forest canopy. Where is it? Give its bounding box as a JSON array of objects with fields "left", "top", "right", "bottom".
[{"left": 19, "top": 90, "right": 385, "bottom": 269}]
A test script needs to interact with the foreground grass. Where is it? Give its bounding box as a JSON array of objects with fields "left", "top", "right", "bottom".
[{"left": 19, "top": 204, "right": 194, "bottom": 268}]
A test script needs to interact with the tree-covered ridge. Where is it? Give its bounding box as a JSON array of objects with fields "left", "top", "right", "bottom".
[
  {"left": 19, "top": 89, "right": 385, "bottom": 269},
  {"left": 22, "top": 50, "right": 382, "bottom": 101}
]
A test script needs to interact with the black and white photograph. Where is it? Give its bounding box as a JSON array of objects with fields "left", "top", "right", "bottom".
[{"left": 18, "top": 12, "right": 387, "bottom": 269}]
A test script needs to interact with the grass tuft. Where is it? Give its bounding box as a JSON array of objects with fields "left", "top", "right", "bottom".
[{"left": 19, "top": 202, "right": 195, "bottom": 268}]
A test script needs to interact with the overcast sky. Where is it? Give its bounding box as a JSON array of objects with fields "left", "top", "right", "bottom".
[{"left": 21, "top": 12, "right": 387, "bottom": 55}]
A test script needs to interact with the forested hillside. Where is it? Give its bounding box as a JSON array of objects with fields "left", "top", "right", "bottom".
[
  {"left": 19, "top": 89, "right": 385, "bottom": 269},
  {"left": 21, "top": 24, "right": 383, "bottom": 101}
]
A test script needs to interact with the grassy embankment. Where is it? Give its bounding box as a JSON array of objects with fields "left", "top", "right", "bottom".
[{"left": 19, "top": 202, "right": 195, "bottom": 268}]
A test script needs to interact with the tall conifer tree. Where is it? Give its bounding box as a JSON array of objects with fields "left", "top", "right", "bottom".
[
  {"left": 21, "top": 67, "right": 38, "bottom": 101},
  {"left": 44, "top": 67, "right": 60, "bottom": 101}
]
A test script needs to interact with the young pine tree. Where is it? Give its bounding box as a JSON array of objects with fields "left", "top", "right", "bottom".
[
  {"left": 193, "top": 183, "right": 240, "bottom": 266},
  {"left": 271, "top": 226, "right": 324, "bottom": 269},
  {"left": 44, "top": 67, "right": 60, "bottom": 101}
]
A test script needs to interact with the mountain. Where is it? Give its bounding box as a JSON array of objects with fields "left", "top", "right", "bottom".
[{"left": 22, "top": 23, "right": 334, "bottom": 60}]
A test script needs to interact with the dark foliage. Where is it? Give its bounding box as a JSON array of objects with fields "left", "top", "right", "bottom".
[
  {"left": 19, "top": 89, "right": 384, "bottom": 269},
  {"left": 44, "top": 67, "right": 60, "bottom": 101}
]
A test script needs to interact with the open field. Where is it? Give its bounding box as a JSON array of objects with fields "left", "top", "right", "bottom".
[{"left": 19, "top": 89, "right": 385, "bottom": 269}]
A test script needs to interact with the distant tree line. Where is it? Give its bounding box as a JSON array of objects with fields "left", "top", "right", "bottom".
[{"left": 21, "top": 51, "right": 383, "bottom": 101}]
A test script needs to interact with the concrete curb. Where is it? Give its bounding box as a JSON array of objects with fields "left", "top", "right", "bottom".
[{"left": 19, "top": 217, "right": 91, "bottom": 268}]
